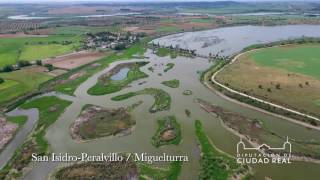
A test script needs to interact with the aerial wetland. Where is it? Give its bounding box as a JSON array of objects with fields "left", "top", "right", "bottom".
[{"left": 2, "top": 25, "right": 320, "bottom": 180}]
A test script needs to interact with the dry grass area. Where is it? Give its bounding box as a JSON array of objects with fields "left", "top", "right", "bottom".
[
  {"left": 216, "top": 54, "right": 320, "bottom": 117},
  {"left": 44, "top": 51, "right": 107, "bottom": 70}
]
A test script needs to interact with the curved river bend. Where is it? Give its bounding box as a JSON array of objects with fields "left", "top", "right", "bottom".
[{"left": 3, "top": 25, "right": 320, "bottom": 180}]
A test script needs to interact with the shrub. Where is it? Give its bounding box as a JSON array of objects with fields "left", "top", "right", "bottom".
[
  {"left": 2, "top": 65, "right": 14, "bottom": 72},
  {"left": 0, "top": 77, "right": 4, "bottom": 84},
  {"left": 36, "top": 60, "right": 42, "bottom": 66},
  {"left": 44, "top": 64, "right": 54, "bottom": 71},
  {"left": 17, "top": 60, "right": 31, "bottom": 68}
]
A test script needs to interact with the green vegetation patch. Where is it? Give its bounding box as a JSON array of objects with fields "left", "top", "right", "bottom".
[
  {"left": 164, "top": 63, "right": 175, "bottom": 72},
  {"left": 111, "top": 88, "right": 171, "bottom": 113},
  {"left": 155, "top": 48, "right": 177, "bottom": 58},
  {"left": 87, "top": 62, "right": 149, "bottom": 95},
  {"left": 54, "top": 159, "right": 138, "bottom": 180},
  {"left": 161, "top": 79, "right": 180, "bottom": 88},
  {"left": 0, "top": 68, "right": 52, "bottom": 105},
  {"left": 71, "top": 105, "right": 135, "bottom": 141},
  {"left": 19, "top": 44, "right": 75, "bottom": 61},
  {"left": 7, "top": 116, "right": 27, "bottom": 127},
  {"left": 0, "top": 96, "right": 71, "bottom": 179},
  {"left": 182, "top": 90, "right": 193, "bottom": 96},
  {"left": 138, "top": 161, "right": 182, "bottom": 180},
  {"left": 0, "top": 35, "right": 81, "bottom": 67},
  {"left": 44, "top": 39, "right": 149, "bottom": 96},
  {"left": 248, "top": 44, "right": 320, "bottom": 79},
  {"left": 195, "top": 120, "right": 249, "bottom": 180},
  {"left": 156, "top": 26, "right": 181, "bottom": 33},
  {"left": 152, "top": 116, "right": 182, "bottom": 147}
]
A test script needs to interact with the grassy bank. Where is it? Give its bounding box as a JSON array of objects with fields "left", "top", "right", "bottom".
[
  {"left": 87, "top": 62, "right": 149, "bottom": 95},
  {"left": 0, "top": 96, "right": 71, "bottom": 179},
  {"left": 195, "top": 120, "right": 249, "bottom": 180},
  {"left": 111, "top": 88, "right": 171, "bottom": 113},
  {"left": 138, "top": 161, "right": 182, "bottom": 180},
  {"left": 152, "top": 116, "right": 182, "bottom": 147}
]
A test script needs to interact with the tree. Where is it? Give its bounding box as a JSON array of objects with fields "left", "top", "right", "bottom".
[
  {"left": 36, "top": 60, "right": 42, "bottom": 66},
  {"left": 17, "top": 60, "right": 31, "bottom": 68},
  {"left": 44, "top": 64, "right": 54, "bottom": 71},
  {"left": 0, "top": 77, "right": 4, "bottom": 84},
  {"left": 2, "top": 65, "right": 14, "bottom": 72}
]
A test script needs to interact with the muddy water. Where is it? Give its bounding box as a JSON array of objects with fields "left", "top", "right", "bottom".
[
  {"left": 20, "top": 50, "right": 320, "bottom": 180},
  {"left": 19, "top": 25, "right": 320, "bottom": 180},
  {"left": 0, "top": 109, "right": 39, "bottom": 169},
  {"left": 152, "top": 25, "right": 320, "bottom": 56}
]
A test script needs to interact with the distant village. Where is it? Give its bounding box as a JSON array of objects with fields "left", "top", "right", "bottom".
[{"left": 85, "top": 31, "right": 143, "bottom": 50}]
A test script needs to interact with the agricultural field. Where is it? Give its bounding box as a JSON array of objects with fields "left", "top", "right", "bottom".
[
  {"left": 216, "top": 44, "right": 320, "bottom": 117},
  {"left": 0, "top": 66, "right": 52, "bottom": 105},
  {"left": 0, "top": 21, "right": 40, "bottom": 34},
  {"left": 0, "top": 35, "right": 82, "bottom": 67}
]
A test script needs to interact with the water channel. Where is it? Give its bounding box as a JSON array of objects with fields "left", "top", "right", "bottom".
[{"left": 3, "top": 25, "right": 320, "bottom": 180}]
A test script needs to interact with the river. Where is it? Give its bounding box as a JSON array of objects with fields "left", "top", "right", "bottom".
[{"left": 2, "top": 25, "right": 320, "bottom": 180}]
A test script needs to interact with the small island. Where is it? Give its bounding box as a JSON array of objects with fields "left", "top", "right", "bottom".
[
  {"left": 111, "top": 88, "right": 171, "bottom": 113},
  {"left": 70, "top": 105, "right": 135, "bottom": 142},
  {"left": 161, "top": 79, "right": 180, "bottom": 88},
  {"left": 152, "top": 116, "right": 181, "bottom": 147}
]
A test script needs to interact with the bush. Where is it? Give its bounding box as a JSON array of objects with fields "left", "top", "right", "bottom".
[
  {"left": 114, "top": 43, "right": 126, "bottom": 50},
  {"left": 44, "top": 64, "right": 54, "bottom": 71},
  {"left": 2, "top": 65, "right": 14, "bottom": 72},
  {"left": 17, "top": 60, "right": 31, "bottom": 68},
  {"left": 0, "top": 77, "right": 4, "bottom": 84},
  {"left": 36, "top": 60, "right": 42, "bottom": 66}
]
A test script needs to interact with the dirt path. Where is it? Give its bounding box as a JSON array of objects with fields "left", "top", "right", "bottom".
[{"left": 209, "top": 50, "right": 320, "bottom": 124}]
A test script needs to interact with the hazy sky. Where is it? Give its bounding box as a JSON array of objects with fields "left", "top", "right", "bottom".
[{"left": 0, "top": 0, "right": 319, "bottom": 3}]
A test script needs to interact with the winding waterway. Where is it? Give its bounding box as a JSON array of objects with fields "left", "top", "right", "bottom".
[{"left": 2, "top": 25, "right": 320, "bottom": 180}]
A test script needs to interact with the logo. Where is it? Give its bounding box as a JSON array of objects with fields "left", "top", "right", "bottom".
[{"left": 236, "top": 137, "right": 292, "bottom": 164}]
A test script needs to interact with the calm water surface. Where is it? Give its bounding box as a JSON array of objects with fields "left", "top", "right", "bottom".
[{"left": 17, "top": 25, "right": 320, "bottom": 180}]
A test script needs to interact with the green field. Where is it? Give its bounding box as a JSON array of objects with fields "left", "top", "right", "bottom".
[
  {"left": 48, "top": 39, "right": 149, "bottom": 96},
  {"left": 248, "top": 44, "right": 320, "bottom": 79},
  {"left": 0, "top": 67, "right": 52, "bottom": 105},
  {"left": 216, "top": 44, "right": 320, "bottom": 117},
  {"left": 19, "top": 44, "right": 75, "bottom": 61},
  {"left": 156, "top": 26, "right": 181, "bottom": 33},
  {"left": 0, "top": 35, "right": 81, "bottom": 67}
]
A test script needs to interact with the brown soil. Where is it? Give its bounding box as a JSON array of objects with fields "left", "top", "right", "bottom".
[
  {"left": 0, "top": 32, "right": 48, "bottom": 38},
  {"left": 68, "top": 71, "right": 86, "bottom": 80},
  {"left": 0, "top": 117, "right": 18, "bottom": 151},
  {"left": 45, "top": 51, "right": 106, "bottom": 70},
  {"left": 160, "top": 129, "right": 176, "bottom": 141}
]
